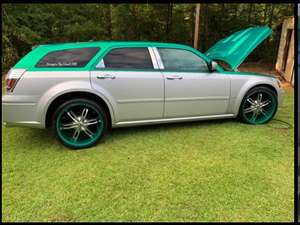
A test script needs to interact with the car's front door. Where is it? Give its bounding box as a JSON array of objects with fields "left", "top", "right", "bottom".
[
  {"left": 155, "top": 47, "right": 231, "bottom": 118},
  {"left": 90, "top": 47, "right": 164, "bottom": 122}
]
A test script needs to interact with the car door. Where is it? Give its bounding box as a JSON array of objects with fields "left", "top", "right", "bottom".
[
  {"left": 90, "top": 47, "right": 164, "bottom": 122},
  {"left": 154, "top": 47, "right": 230, "bottom": 118}
]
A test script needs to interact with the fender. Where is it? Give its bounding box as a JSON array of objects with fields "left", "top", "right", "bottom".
[
  {"left": 37, "top": 80, "right": 118, "bottom": 128},
  {"left": 228, "top": 75, "right": 278, "bottom": 116}
]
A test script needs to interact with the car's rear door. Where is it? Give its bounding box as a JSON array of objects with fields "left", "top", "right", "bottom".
[
  {"left": 90, "top": 46, "right": 164, "bottom": 122},
  {"left": 154, "top": 47, "right": 231, "bottom": 118}
]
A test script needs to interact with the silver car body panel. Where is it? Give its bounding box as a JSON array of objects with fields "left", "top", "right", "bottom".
[
  {"left": 162, "top": 71, "right": 230, "bottom": 118},
  {"left": 2, "top": 46, "right": 284, "bottom": 129},
  {"left": 90, "top": 70, "right": 164, "bottom": 122},
  {"left": 2, "top": 71, "right": 115, "bottom": 128}
]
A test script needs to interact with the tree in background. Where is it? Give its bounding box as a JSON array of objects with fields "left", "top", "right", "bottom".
[{"left": 2, "top": 3, "right": 294, "bottom": 74}]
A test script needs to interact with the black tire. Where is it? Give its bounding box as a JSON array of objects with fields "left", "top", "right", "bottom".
[
  {"left": 239, "top": 86, "right": 278, "bottom": 125},
  {"left": 52, "top": 98, "right": 108, "bottom": 149}
]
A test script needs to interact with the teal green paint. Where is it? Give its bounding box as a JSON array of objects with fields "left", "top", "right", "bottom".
[
  {"left": 13, "top": 41, "right": 211, "bottom": 71},
  {"left": 56, "top": 102, "right": 104, "bottom": 148},
  {"left": 220, "top": 70, "right": 277, "bottom": 78},
  {"left": 205, "top": 26, "right": 272, "bottom": 70}
]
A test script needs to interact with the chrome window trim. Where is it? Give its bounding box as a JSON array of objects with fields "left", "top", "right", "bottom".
[
  {"left": 152, "top": 47, "right": 165, "bottom": 70},
  {"left": 95, "top": 59, "right": 106, "bottom": 69},
  {"left": 148, "top": 47, "right": 159, "bottom": 70}
]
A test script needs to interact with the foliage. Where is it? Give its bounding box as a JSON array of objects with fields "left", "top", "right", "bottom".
[{"left": 2, "top": 3, "right": 294, "bottom": 74}]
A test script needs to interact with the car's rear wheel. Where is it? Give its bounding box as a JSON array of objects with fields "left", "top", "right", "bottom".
[
  {"left": 239, "top": 86, "right": 277, "bottom": 125},
  {"left": 53, "top": 98, "right": 107, "bottom": 149}
]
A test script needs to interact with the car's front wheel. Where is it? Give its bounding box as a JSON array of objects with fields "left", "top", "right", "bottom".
[
  {"left": 239, "top": 86, "right": 278, "bottom": 125},
  {"left": 53, "top": 98, "right": 108, "bottom": 149}
]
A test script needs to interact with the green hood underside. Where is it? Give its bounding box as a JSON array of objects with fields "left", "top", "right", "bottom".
[{"left": 205, "top": 26, "right": 272, "bottom": 70}]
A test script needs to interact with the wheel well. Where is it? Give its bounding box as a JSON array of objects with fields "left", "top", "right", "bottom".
[
  {"left": 248, "top": 84, "right": 278, "bottom": 96},
  {"left": 45, "top": 92, "right": 112, "bottom": 128},
  {"left": 237, "top": 84, "right": 278, "bottom": 115}
]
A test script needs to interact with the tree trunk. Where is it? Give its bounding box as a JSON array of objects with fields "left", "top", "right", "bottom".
[
  {"left": 166, "top": 3, "right": 173, "bottom": 40},
  {"left": 189, "top": 5, "right": 195, "bottom": 45},
  {"left": 203, "top": 4, "right": 209, "bottom": 51},
  {"left": 193, "top": 4, "right": 201, "bottom": 49}
]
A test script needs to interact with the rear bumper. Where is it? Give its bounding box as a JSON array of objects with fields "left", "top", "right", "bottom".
[{"left": 2, "top": 95, "right": 43, "bottom": 128}]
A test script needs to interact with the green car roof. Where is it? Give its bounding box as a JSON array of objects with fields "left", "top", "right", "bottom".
[{"left": 14, "top": 41, "right": 209, "bottom": 70}]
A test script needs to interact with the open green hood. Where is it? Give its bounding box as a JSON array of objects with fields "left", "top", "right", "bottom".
[{"left": 205, "top": 26, "right": 272, "bottom": 70}]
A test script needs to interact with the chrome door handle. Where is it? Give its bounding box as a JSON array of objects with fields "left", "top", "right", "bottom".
[
  {"left": 97, "top": 74, "right": 116, "bottom": 79},
  {"left": 166, "top": 75, "right": 183, "bottom": 80}
]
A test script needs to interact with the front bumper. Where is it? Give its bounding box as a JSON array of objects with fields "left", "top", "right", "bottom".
[{"left": 2, "top": 95, "right": 42, "bottom": 128}]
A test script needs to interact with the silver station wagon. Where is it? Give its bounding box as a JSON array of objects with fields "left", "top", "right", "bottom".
[{"left": 2, "top": 26, "right": 284, "bottom": 149}]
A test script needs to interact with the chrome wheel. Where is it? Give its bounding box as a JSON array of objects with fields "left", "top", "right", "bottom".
[
  {"left": 55, "top": 101, "right": 106, "bottom": 149},
  {"left": 241, "top": 88, "right": 277, "bottom": 124}
]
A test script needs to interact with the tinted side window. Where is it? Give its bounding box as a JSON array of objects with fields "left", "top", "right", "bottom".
[
  {"left": 101, "top": 48, "right": 153, "bottom": 69},
  {"left": 158, "top": 48, "right": 208, "bottom": 72},
  {"left": 36, "top": 47, "right": 100, "bottom": 68}
]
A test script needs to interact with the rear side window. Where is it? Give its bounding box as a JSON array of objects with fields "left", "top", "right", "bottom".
[
  {"left": 158, "top": 48, "right": 208, "bottom": 72},
  {"left": 36, "top": 47, "right": 100, "bottom": 68},
  {"left": 98, "top": 48, "right": 153, "bottom": 70}
]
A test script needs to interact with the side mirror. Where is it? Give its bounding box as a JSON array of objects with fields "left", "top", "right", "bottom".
[{"left": 209, "top": 61, "right": 218, "bottom": 72}]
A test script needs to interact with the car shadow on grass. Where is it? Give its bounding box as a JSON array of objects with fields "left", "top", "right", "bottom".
[{"left": 104, "top": 118, "right": 239, "bottom": 143}]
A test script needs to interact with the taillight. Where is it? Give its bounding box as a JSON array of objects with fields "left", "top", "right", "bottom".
[
  {"left": 6, "top": 79, "right": 17, "bottom": 92},
  {"left": 5, "top": 69, "right": 26, "bottom": 92}
]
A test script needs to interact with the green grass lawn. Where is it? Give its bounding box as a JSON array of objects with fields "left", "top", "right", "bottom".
[{"left": 2, "top": 90, "right": 294, "bottom": 222}]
